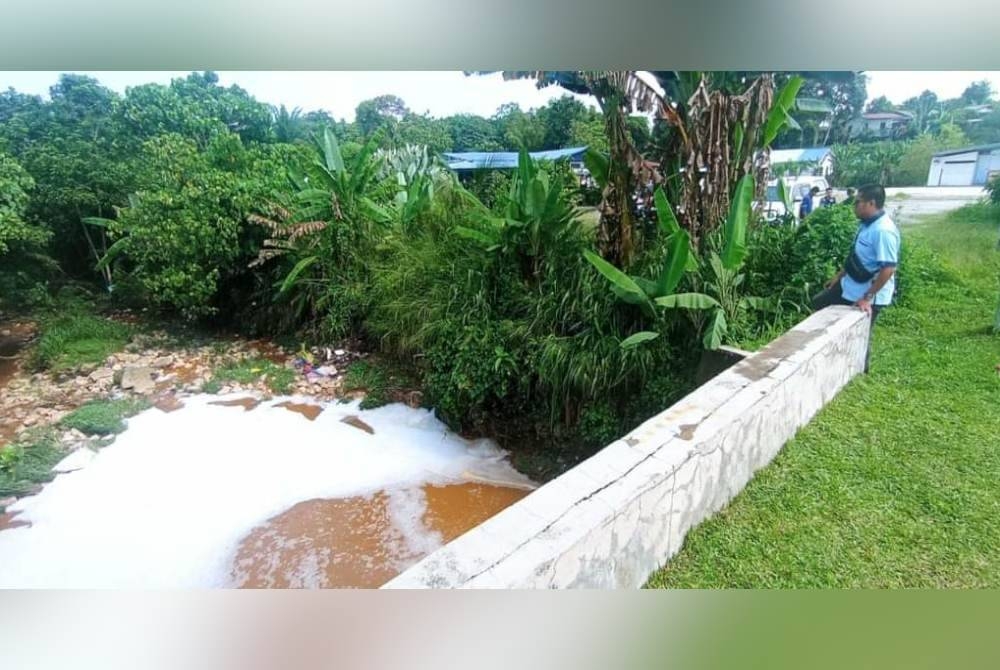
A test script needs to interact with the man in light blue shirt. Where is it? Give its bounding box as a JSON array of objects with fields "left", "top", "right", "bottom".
[{"left": 810, "top": 184, "right": 901, "bottom": 372}]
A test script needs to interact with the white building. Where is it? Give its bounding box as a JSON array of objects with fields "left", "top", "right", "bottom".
[
  {"left": 926, "top": 143, "right": 1000, "bottom": 186},
  {"left": 769, "top": 147, "right": 834, "bottom": 179},
  {"left": 848, "top": 111, "right": 913, "bottom": 139}
]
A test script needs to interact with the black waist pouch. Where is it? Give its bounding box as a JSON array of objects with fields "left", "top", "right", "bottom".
[{"left": 844, "top": 249, "right": 877, "bottom": 283}]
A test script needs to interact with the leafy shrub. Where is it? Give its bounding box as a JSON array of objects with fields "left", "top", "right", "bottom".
[
  {"left": 0, "top": 153, "right": 49, "bottom": 256},
  {"left": 422, "top": 319, "right": 528, "bottom": 429},
  {"left": 246, "top": 129, "right": 398, "bottom": 339},
  {"left": 893, "top": 125, "right": 969, "bottom": 187},
  {"left": 0, "top": 153, "right": 56, "bottom": 311},
  {"left": 96, "top": 134, "right": 299, "bottom": 320},
  {"left": 464, "top": 169, "right": 513, "bottom": 212},
  {"left": 743, "top": 221, "right": 798, "bottom": 297},
  {"left": 831, "top": 141, "right": 907, "bottom": 187},
  {"left": 577, "top": 401, "right": 622, "bottom": 448},
  {"left": 788, "top": 205, "right": 859, "bottom": 293},
  {"left": 367, "top": 159, "right": 691, "bottom": 438}
]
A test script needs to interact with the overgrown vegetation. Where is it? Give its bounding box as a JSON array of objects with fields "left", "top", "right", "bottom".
[{"left": 647, "top": 204, "right": 1000, "bottom": 587}]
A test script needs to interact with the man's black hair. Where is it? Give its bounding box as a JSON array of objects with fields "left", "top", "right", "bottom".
[{"left": 856, "top": 184, "right": 886, "bottom": 208}]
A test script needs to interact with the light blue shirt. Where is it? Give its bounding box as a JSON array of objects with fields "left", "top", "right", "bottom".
[{"left": 840, "top": 211, "right": 900, "bottom": 306}]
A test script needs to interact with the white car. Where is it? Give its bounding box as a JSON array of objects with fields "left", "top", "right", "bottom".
[{"left": 757, "top": 176, "right": 831, "bottom": 222}]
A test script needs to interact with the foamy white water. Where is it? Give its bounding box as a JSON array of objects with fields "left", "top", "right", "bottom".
[{"left": 0, "top": 395, "right": 531, "bottom": 588}]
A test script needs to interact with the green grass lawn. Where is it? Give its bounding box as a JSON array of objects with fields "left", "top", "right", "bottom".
[{"left": 646, "top": 205, "right": 1000, "bottom": 588}]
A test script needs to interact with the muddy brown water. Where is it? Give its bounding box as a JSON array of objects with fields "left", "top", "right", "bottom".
[
  {"left": 340, "top": 415, "right": 374, "bottom": 434},
  {"left": 274, "top": 401, "right": 323, "bottom": 421},
  {"left": 153, "top": 395, "right": 186, "bottom": 413},
  {"left": 232, "top": 482, "right": 530, "bottom": 588},
  {"left": 0, "top": 511, "right": 31, "bottom": 532},
  {"left": 209, "top": 397, "right": 261, "bottom": 411}
]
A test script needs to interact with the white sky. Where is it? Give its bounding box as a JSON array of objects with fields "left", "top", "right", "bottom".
[
  {"left": 0, "top": 71, "right": 597, "bottom": 120},
  {"left": 2, "top": 71, "right": 999, "bottom": 120}
]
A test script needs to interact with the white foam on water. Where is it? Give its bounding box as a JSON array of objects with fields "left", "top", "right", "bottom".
[
  {"left": 0, "top": 395, "right": 528, "bottom": 588},
  {"left": 385, "top": 486, "right": 443, "bottom": 569}
]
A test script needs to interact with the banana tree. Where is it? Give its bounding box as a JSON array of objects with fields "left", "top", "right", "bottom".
[
  {"left": 475, "top": 71, "right": 667, "bottom": 268},
  {"left": 584, "top": 184, "right": 718, "bottom": 348},
  {"left": 587, "top": 173, "right": 763, "bottom": 350},
  {"left": 455, "top": 148, "right": 579, "bottom": 282},
  {"left": 695, "top": 173, "right": 775, "bottom": 348},
  {"left": 375, "top": 144, "right": 455, "bottom": 228},
  {"left": 649, "top": 72, "right": 804, "bottom": 249},
  {"left": 248, "top": 127, "right": 391, "bottom": 320}
]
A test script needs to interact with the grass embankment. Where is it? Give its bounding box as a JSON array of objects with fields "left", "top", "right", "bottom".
[{"left": 647, "top": 204, "right": 1000, "bottom": 588}]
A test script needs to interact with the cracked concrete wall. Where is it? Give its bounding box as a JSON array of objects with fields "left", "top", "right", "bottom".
[{"left": 383, "top": 306, "right": 870, "bottom": 589}]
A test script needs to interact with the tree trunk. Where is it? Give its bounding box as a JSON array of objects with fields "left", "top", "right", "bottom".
[{"left": 658, "top": 74, "right": 774, "bottom": 251}]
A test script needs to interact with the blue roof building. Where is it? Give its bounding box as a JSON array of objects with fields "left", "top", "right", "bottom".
[{"left": 443, "top": 147, "right": 588, "bottom": 171}]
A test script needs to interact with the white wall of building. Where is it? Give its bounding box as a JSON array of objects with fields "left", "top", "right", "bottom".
[{"left": 927, "top": 150, "right": 979, "bottom": 186}]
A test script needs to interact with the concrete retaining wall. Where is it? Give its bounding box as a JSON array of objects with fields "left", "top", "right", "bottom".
[{"left": 383, "top": 306, "right": 870, "bottom": 589}]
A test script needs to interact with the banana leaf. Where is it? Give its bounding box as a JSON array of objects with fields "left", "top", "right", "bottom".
[
  {"left": 583, "top": 149, "right": 610, "bottom": 189},
  {"left": 702, "top": 308, "right": 728, "bottom": 350},
  {"left": 94, "top": 237, "right": 130, "bottom": 272},
  {"left": 655, "top": 293, "right": 720, "bottom": 310},
  {"left": 620, "top": 331, "right": 659, "bottom": 349},
  {"left": 279, "top": 256, "right": 319, "bottom": 295},
  {"left": 656, "top": 229, "right": 691, "bottom": 296},
  {"left": 762, "top": 76, "right": 804, "bottom": 147},
  {"left": 320, "top": 127, "right": 345, "bottom": 174},
  {"left": 721, "top": 174, "right": 753, "bottom": 269},
  {"left": 584, "top": 250, "right": 648, "bottom": 304},
  {"left": 653, "top": 186, "right": 681, "bottom": 237}
]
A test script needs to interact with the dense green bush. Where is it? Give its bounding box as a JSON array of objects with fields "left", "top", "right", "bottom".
[
  {"left": 831, "top": 141, "right": 907, "bottom": 187},
  {"left": 577, "top": 400, "right": 622, "bottom": 449},
  {"left": 366, "top": 155, "right": 692, "bottom": 439},
  {"left": 893, "top": 125, "right": 968, "bottom": 187},
  {"left": 97, "top": 134, "right": 302, "bottom": 319},
  {"left": 464, "top": 169, "right": 513, "bottom": 212},
  {"left": 788, "top": 205, "right": 859, "bottom": 293},
  {"left": 743, "top": 221, "right": 797, "bottom": 297},
  {"left": 0, "top": 153, "right": 57, "bottom": 311},
  {"left": 0, "top": 153, "right": 48, "bottom": 255}
]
